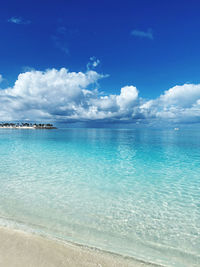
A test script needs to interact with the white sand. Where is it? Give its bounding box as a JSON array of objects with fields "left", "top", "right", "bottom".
[{"left": 0, "top": 226, "right": 157, "bottom": 267}]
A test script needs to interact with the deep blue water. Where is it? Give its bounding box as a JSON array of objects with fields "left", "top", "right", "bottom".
[{"left": 0, "top": 128, "right": 199, "bottom": 266}]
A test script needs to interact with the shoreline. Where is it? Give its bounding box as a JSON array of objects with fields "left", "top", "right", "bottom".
[
  {"left": 0, "top": 225, "right": 161, "bottom": 267},
  {"left": 0, "top": 127, "right": 57, "bottom": 129}
]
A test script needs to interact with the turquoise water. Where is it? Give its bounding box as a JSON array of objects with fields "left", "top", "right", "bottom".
[{"left": 0, "top": 128, "right": 199, "bottom": 266}]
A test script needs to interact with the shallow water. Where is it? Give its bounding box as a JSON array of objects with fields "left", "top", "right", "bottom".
[{"left": 0, "top": 128, "right": 199, "bottom": 266}]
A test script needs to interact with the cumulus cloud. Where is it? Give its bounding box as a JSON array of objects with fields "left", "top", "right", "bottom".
[
  {"left": 0, "top": 68, "right": 141, "bottom": 122},
  {"left": 140, "top": 84, "right": 200, "bottom": 123},
  {"left": 0, "top": 67, "right": 200, "bottom": 124},
  {"left": 131, "top": 28, "right": 153, "bottom": 40},
  {"left": 8, "top": 17, "right": 31, "bottom": 25},
  {"left": 160, "top": 84, "right": 200, "bottom": 108}
]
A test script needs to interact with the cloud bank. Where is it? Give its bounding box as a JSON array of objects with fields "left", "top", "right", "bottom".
[{"left": 0, "top": 68, "right": 200, "bottom": 124}]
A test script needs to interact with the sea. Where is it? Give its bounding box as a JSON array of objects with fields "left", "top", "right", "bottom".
[{"left": 0, "top": 127, "right": 199, "bottom": 266}]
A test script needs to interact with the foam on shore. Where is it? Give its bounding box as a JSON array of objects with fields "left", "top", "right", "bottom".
[{"left": 0, "top": 226, "right": 159, "bottom": 267}]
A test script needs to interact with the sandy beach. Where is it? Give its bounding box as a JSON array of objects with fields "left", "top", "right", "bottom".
[{"left": 0, "top": 226, "right": 158, "bottom": 267}]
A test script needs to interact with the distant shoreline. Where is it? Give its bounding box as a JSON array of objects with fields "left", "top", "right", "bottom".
[
  {"left": 0, "top": 126, "right": 57, "bottom": 129},
  {"left": 0, "top": 123, "right": 57, "bottom": 129}
]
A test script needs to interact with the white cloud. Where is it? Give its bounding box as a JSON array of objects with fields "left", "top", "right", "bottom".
[
  {"left": 116, "top": 86, "right": 138, "bottom": 110},
  {"left": 131, "top": 28, "right": 153, "bottom": 40},
  {"left": 0, "top": 68, "right": 140, "bottom": 122},
  {"left": 160, "top": 84, "right": 200, "bottom": 108},
  {"left": 8, "top": 17, "right": 31, "bottom": 25},
  {"left": 1, "top": 67, "right": 200, "bottom": 124},
  {"left": 140, "top": 83, "right": 200, "bottom": 123},
  {"left": 87, "top": 57, "right": 100, "bottom": 70}
]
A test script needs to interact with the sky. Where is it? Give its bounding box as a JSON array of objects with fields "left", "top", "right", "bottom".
[{"left": 1, "top": 0, "right": 200, "bottom": 125}]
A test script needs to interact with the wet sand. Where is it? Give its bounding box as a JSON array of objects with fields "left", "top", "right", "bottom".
[{"left": 0, "top": 226, "right": 158, "bottom": 267}]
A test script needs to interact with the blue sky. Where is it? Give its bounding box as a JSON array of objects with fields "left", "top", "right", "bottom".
[{"left": 1, "top": 0, "right": 200, "bottom": 124}]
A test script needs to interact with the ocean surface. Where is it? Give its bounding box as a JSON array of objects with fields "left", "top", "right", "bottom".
[{"left": 0, "top": 127, "right": 199, "bottom": 266}]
